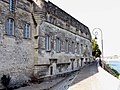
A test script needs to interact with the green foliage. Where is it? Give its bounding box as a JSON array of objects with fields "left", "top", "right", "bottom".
[
  {"left": 92, "top": 39, "right": 101, "bottom": 58},
  {"left": 108, "top": 65, "right": 120, "bottom": 78}
]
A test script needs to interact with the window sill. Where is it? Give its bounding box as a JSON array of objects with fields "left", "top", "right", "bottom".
[
  {"left": 4, "top": 34, "right": 15, "bottom": 38},
  {"left": 23, "top": 37, "right": 31, "bottom": 40}
]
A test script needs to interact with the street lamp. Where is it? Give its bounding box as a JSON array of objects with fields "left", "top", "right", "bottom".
[{"left": 92, "top": 28, "right": 104, "bottom": 60}]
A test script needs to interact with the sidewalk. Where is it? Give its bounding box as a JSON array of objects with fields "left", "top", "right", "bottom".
[{"left": 68, "top": 63, "right": 120, "bottom": 90}]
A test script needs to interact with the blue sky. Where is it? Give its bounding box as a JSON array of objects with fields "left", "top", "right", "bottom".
[{"left": 45, "top": 0, "right": 120, "bottom": 57}]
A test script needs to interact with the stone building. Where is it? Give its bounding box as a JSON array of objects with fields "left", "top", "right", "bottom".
[{"left": 0, "top": 0, "right": 92, "bottom": 87}]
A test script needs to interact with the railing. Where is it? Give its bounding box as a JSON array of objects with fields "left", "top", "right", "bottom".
[{"left": 101, "top": 60, "right": 118, "bottom": 77}]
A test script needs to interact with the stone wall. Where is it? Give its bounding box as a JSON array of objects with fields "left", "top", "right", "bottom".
[
  {"left": 37, "top": 21, "right": 91, "bottom": 75},
  {"left": 0, "top": 0, "right": 92, "bottom": 88},
  {"left": 45, "top": 1, "right": 91, "bottom": 41},
  {"left": 31, "top": 0, "right": 92, "bottom": 77},
  {"left": 0, "top": 0, "right": 34, "bottom": 87}
]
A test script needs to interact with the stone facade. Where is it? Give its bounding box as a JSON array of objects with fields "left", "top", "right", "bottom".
[{"left": 0, "top": 0, "right": 92, "bottom": 87}]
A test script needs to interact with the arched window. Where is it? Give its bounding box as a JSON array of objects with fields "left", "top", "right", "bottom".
[{"left": 6, "top": 18, "right": 14, "bottom": 36}]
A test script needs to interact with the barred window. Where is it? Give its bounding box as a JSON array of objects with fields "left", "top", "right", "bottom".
[
  {"left": 6, "top": 18, "right": 14, "bottom": 36},
  {"left": 9, "top": 0, "right": 14, "bottom": 12},
  {"left": 23, "top": 23, "right": 30, "bottom": 39}
]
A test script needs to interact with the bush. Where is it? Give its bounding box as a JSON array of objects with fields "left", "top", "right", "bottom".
[{"left": 1, "top": 74, "right": 11, "bottom": 89}]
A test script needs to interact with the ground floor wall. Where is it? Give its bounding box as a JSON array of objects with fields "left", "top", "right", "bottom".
[{"left": 0, "top": 37, "right": 34, "bottom": 87}]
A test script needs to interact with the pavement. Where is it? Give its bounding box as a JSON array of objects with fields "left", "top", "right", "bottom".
[{"left": 67, "top": 63, "right": 120, "bottom": 90}]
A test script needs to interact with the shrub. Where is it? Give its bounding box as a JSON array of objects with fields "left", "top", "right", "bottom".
[{"left": 1, "top": 74, "right": 11, "bottom": 89}]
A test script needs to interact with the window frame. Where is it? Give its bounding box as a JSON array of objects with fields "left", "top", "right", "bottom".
[
  {"left": 45, "top": 35, "right": 51, "bottom": 52},
  {"left": 56, "top": 37, "right": 61, "bottom": 53},
  {"left": 71, "top": 41, "right": 75, "bottom": 54},
  {"left": 81, "top": 44, "right": 84, "bottom": 54},
  {"left": 6, "top": 18, "right": 14, "bottom": 36},
  {"left": 23, "top": 23, "right": 30, "bottom": 39},
  {"left": 9, "top": 0, "right": 15, "bottom": 12},
  {"left": 76, "top": 43, "right": 80, "bottom": 54},
  {"left": 65, "top": 40, "right": 69, "bottom": 53}
]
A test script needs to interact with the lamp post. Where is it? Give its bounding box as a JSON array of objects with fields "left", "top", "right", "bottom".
[{"left": 92, "top": 28, "right": 104, "bottom": 60}]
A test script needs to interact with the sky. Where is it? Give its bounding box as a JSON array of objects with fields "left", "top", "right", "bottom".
[{"left": 45, "top": 0, "right": 120, "bottom": 57}]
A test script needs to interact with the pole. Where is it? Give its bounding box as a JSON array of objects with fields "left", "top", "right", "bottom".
[{"left": 92, "top": 28, "right": 104, "bottom": 60}]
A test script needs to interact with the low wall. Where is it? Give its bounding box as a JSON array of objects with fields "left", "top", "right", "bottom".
[{"left": 101, "top": 60, "right": 119, "bottom": 78}]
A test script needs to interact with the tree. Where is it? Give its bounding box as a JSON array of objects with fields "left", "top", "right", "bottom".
[{"left": 92, "top": 39, "right": 101, "bottom": 59}]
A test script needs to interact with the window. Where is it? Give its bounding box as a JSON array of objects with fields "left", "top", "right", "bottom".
[
  {"left": 23, "top": 23, "right": 30, "bottom": 39},
  {"left": 77, "top": 59, "right": 79, "bottom": 67},
  {"left": 9, "top": 0, "right": 14, "bottom": 12},
  {"left": 66, "top": 23, "right": 70, "bottom": 30},
  {"left": 65, "top": 40, "right": 69, "bottom": 53},
  {"left": 76, "top": 29, "right": 79, "bottom": 34},
  {"left": 6, "top": 18, "right": 14, "bottom": 36},
  {"left": 72, "top": 42, "right": 75, "bottom": 54},
  {"left": 45, "top": 35, "right": 51, "bottom": 51},
  {"left": 81, "top": 44, "right": 84, "bottom": 54},
  {"left": 76, "top": 43, "right": 79, "bottom": 54},
  {"left": 56, "top": 38, "right": 61, "bottom": 53}
]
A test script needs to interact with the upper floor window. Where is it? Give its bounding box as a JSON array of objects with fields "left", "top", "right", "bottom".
[
  {"left": 76, "top": 43, "right": 80, "bottom": 54},
  {"left": 76, "top": 29, "right": 79, "bottom": 34},
  {"left": 81, "top": 44, "right": 84, "bottom": 54},
  {"left": 9, "top": 0, "right": 15, "bottom": 12},
  {"left": 65, "top": 40, "right": 69, "bottom": 53},
  {"left": 23, "top": 23, "right": 30, "bottom": 39},
  {"left": 66, "top": 23, "right": 70, "bottom": 30},
  {"left": 6, "top": 18, "right": 14, "bottom": 36},
  {"left": 45, "top": 35, "right": 51, "bottom": 51},
  {"left": 56, "top": 38, "right": 61, "bottom": 53},
  {"left": 71, "top": 42, "right": 75, "bottom": 54}
]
